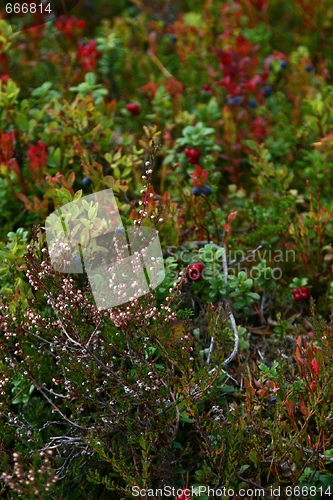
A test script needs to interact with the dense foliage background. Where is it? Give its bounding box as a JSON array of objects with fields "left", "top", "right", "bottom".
[{"left": 1, "top": 0, "right": 333, "bottom": 498}]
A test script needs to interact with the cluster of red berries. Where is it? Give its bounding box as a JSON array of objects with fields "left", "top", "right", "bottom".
[
  {"left": 177, "top": 489, "right": 191, "bottom": 500},
  {"left": 184, "top": 147, "right": 201, "bottom": 164},
  {"left": 292, "top": 286, "right": 309, "bottom": 301},
  {"left": 186, "top": 263, "right": 205, "bottom": 281}
]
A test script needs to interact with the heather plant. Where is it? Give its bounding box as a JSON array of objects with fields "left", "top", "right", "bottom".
[{"left": 0, "top": 231, "right": 241, "bottom": 497}]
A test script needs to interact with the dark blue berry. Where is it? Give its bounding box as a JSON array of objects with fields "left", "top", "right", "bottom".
[
  {"left": 262, "top": 85, "right": 273, "bottom": 98},
  {"left": 228, "top": 96, "right": 243, "bottom": 106},
  {"left": 269, "top": 396, "right": 277, "bottom": 405},
  {"left": 114, "top": 226, "right": 125, "bottom": 235},
  {"left": 280, "top": 60, "right": 288, "bottom": 69},
  {"left": 305, "top": 64, "right": 314, "bottom": 72},
  {"left": 192, "top": 186, "right": 202, "bottom": 196},
  {"left": 248, "top": 98, "right": 257, "bottom": 109},
  {"left": 202, "top": 185, "right": 212, "bottom": 196},
  {"left": 82, "top": 177, "right": 92, "bottom": 187},
  {"left": 169, "top": 34, "right": 177, "bottom": 43}
]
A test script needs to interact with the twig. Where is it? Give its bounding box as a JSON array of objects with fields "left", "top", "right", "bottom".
[
  {"left": 206, "top": 243, "right": 239, "bottom": 367},
  {"left": 223, "top": 244, "right": 239, "bottom": 367},
  {"left": 208, "top": 366, "right": 239, "bottom": 385},
  {"left": 147, "top": 51, "right": 173, "bottom": 79},
  {"left": 227, "top": 244, "right": 262, "bottom": 268},
  {"left": 235, "top": 473, "right": 272, "bottom": 493}
]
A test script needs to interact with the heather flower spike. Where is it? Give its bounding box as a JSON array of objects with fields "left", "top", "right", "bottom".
[{"left": 45, "top": 189, "right": 165, "bottom": 309}]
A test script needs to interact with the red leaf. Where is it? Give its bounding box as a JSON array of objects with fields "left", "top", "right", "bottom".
[
  {"left": 299, "top": 398, "right": 311, "bottom": 417},
  {"left": 190, "top": 165, "right": 208, "bottom": 187},
  {"left": 311, "top": 359, "right": 319, "bottom": 375}
]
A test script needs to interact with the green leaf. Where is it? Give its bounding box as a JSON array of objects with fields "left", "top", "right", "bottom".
[
  {"left": 74, "top": 190, "right": 83, "bottom": 201},
  {"left": 88, "top": 206, "right": 97, "bottom": 220},
  {"left": 238, "top": 271, "right": 247, "bottom": 280},
  {"left": 81, "top": 218, "right": 93, "bottom": 230},
  {"left": 215, "top": 247, "right": 225, "bottom": 261},
  {"left": 31, "top": 81, "right": 52, "bottom": 97},
  {"left": 171, "top": 441, "right": 183, "bottom": 449},
  {"left": 82, "top": 199, "right": 90, "bottom": 211},
  {"left": 105, "top": 152, "right": 112, "bottom": 163},
  {"left": 48, "top": 147, "right": 61, "bottom": 169},
  {"left": 248, "top": 449, "right": 258, "bottom": 467},
  {"left": 219, "top": 385, "right": 234, "bottom": 393},
  {"left": 85, "top": 72, "right": 96, "bottom": 86},
  {"left": 55, "top": 188, "right": 72, "bottom": 205},
  {"left": 12, "top": 395, "right": 23, "bottom": 404},
  {"left": 319, "top": 474, "right": 333, "bottom": 486},
  {"left": 180, "top": 412, "right": 194, "bottom": 423},
  {"left": 245, "top": 139, "right": 259, "bottom": 150},
  {"left": 192, "top": 485, "right": 209, "bottom": 499},
  {"left": 239, "top": 464, "right": 251, "bottom": 474}
]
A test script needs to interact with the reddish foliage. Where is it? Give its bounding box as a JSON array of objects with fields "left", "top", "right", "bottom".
[
  {"left": 166, "top": 77, "right": 184, "bottom": 99},
  {"left": 140, "top": 81, "right": 159, "bottom": 99},
  {"left": 55, "top": 16, "right": 86, "bottom": 39},
  {"left": 0, "top": 131, "right": 21, "bottom": 179},
  {"left": 77, "top": 40, "right": 101, "bottom": 73},
  {"left": 190, "top": 165, "right": 208, "bottom": 187},
  {"left": 27, "top": 141, "right": 47, "bottom": 174}
]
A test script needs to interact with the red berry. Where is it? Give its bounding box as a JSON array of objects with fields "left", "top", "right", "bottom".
[
  {"left": 177, "top": 489, "right": 191, "bottom": 500},
  {"left": 301, "top": 291, "right": 309, "bottom": 300},
  {"left": 300, "top": 286, "right": 308, "bottom": 294},
  {"left": 294, "top": 292, "right": 302, "bottom": 301},
  {"left": 187, "top": 263, "right": 204, "bottom": 281},
  {"left": 189, "top": 148, "right": 200, "bottom": 159},
  {"left": 184, "top": 147, "right": 191, "bottom": 156},
  {"left": 192, "top": 262, "right": 204, "bottom": 272},
  {"left": 126, "top": 103, "right": 140, "bottom": 115},
  {"left": 292, "top": 288, "right": 298, "bottom": 295},
  {"left": 189, "top": 157, "right": 198, "bottom": 164}
]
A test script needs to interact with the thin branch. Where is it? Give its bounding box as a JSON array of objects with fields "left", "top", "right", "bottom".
[
  {"left": 227, "top": 244, "right": 262, "bottom": 268},
  {"left": 235, "top": 474, "right": 272, "bottom": 493},
  {"left": 206, "top": 243, "right": 239, "bottom": 367},
  {"left": 147, "top": 51, "right": 173, "bottom": 79}
]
